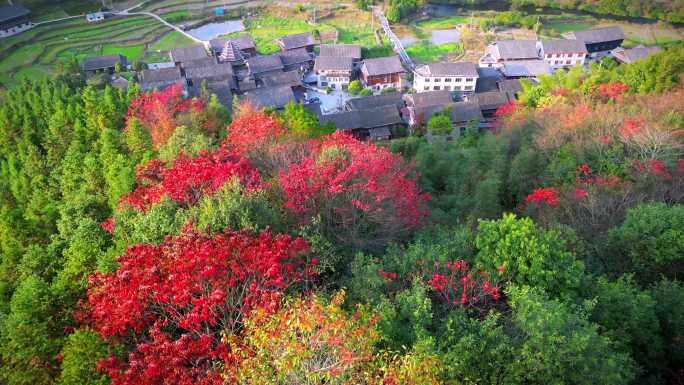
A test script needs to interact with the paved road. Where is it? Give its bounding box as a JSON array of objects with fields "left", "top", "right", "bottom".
[{"left": 372, "top": 6, "right": 415, "bottom": 70}]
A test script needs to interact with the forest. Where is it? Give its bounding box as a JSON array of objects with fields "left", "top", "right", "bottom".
[{"left": 0, "top": 44, "right": 683, "bottom": 384}]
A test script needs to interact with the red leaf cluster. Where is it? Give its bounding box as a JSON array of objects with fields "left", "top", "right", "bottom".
[
  {"left": 427, "top": 260, "right": 501, "bottom": 309},
  {"left": 225, "top": 110, "right": 287, "bottom": 154},
  {"left": 126, "top": 84, "right": 204, "bottom": 149},
  {"left": 596, "top": 82, "right": 630, "bottom": 101},
  {"left": 277, "top": 132, "right": 429, "bottom": 248},
  {"left": 87, "top": 229, "right": 314, "bottom": 385},
  {"left": 120, "top": 148, "right": 261, "bottom": 211},
  {"left": 525, "top": 187, "right": 560, "bottom": 207},
  {"left": 494, "top": 100, "right": 518, "bottom": 117}
]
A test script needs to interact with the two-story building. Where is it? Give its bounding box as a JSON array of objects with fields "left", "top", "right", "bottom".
[
  {"left": 565, "top": 26, "right": 624, "bottom": 59},
  {"left": 319, "top": 44, "right": 362, "bottom": 68},
  {"left": 413, "top": 62, "right": 479, "bottom": 93},
  {"left": 479, "top": 40, "right": 539, "bottom": 68},
  {"left": 314, "top": 56, "right": 353, "bottom": 90},
  {"left": 538, "top": 39, "right": 588, "bottom": 69},
  {"left": 360, "top": 56, "right": 405, "bottom": 91},
  {"left": 0, "top": 5, "right": 32, "bottom": 38}
]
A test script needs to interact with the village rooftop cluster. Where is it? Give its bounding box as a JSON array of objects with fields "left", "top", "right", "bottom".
[{"left": 0, "top": 3, "right": 663, "bottom": 141}]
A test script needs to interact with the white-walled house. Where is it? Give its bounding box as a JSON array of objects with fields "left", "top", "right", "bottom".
[
  {"left": 538, "top": 39, "right": 588, "bottom": 69},
  {"left": 0, "top": 5, "right": 32, "bottom": 38},
  {"left": 413, "top": 62, "right": 479, "bottom": 93},
  {"left": 479, "top": 40, "right": 539, "bottom": 68},
  {"left": 314, "top": 56, "right": 354, "bottom": 90}
]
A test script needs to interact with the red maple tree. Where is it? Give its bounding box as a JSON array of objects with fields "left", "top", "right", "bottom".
[
  {"left": 120, "top": 148, "right": 261, "bottom": 211},
  {"left": 278, "top": 132, "right": 429, "bottom": 250},
  {"left": 126, "top": 84, "right": 205, "bottom": 149},
  {"left": 87, "top": 228, "right": 315, "bottom": 385}
]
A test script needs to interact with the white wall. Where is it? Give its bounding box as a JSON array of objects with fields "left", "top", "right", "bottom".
[{"left": 413, "top": 74, "right": 478, "bottom": 93}]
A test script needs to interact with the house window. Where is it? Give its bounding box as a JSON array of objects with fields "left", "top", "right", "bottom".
[
  {"left": 445, "top": 78, "right": 452, "bottom": 82},
  {"left": 465, "top": 78, "right": 473, "bottom": 82},
  {"left": 546, "top": 54, "right": 552, "bottom": 58},
  {"left": 434, "top": 86, "right": 440, "bottom": 90},
  {"left": 425, "top": 78, "right": 430, "bottom": 82},
  {"left": 444, "top": 86, "right": 451, "bottom": 90},
  {"left": 555, "top": 60, "right": 560, "bottom": 65},
  {"left": 454, "top": 86, "right": 461, "bottom": 90},
  {"left": 455, "top": 78, "right": 462, "bottom": 82},
  {"left": 424, "top": 86, "right": 430, "bottom": 90},
  {"left": 566, "top": 60, "right": 571, "bottom": 65},
  {"left": 464, "top": 86, "right": 472, "bottom": 90},
  {"left": 434, "top": 78, "right": 441, "bottom": 82}
]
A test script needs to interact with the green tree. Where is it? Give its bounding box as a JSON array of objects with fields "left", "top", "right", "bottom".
[
  {"left": 281, "top": 101, "right": 332, "bottom": 138},
  {"left": 157, "top": 125, "right": 215, "bottom": 162},
  {"left": 476, "top": 213, "right": 585, "bottom": 297},
  {"left": 56, "top": 330, "right": 110, "bottom": 385},
  {"left": 360, "top": 88, "right": 373, "bottom": 97},
  {"left": 427, "top": 113, "right": 452, "bottom": 136},
  {"left": 348, "top": 80, "right": 363, "bottom": 95}
]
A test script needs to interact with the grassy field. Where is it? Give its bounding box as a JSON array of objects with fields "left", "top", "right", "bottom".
[{"left": 406, "top": 42, "right": 463, "bottom": 63}]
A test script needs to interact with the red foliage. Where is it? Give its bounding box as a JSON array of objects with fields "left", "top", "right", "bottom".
[
  {"left": 224, "top": 110, "right": 287, "bottom": 154},
  {"left": 120, "top": 148, "right": 261, "bottom": 211},
  {"left": 597, "top": 82, "right": 630, "bottom": 101},
  {"left": 126, "top": 84, "right": 204, "bottom": 149},
  {"left": 634, "top": 159, "right": 673, "bottom": 179},
  {"left": 426, "top": 260, "right": 501, "bottom": 310},
  {"left": 277, "top": 132, "right": 429, "bottom": 249},
  {"left": 619, "top": 117, "right": 643, "bottom": 140},
  {"left": 551, "top": 88, "right": 568, "bottom": 97},
  {"left": 494, "top": 100, "right": 518, "bottom": 117},
  {"left": 99, "top": 218, "right": 115, "bottom": 234},
  {"left": 573, "top": 187, "right": 589, "bottom": 200},
  {"left": 525, "top": 187, "right": 560, "bottom": 207},
  {"left": 87, "top": 229, "right": 315, "bottom": 385},
  {"left": 575, "top": 163, "right": 594, "bottom": 185}
]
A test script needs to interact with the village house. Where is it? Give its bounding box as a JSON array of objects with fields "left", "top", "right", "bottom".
[
  {"left": 277, "top": 32, "right": 316, "bottom": 52},
  {"left": 413, "top": 62, "right": 479, "bottom": 93},
  {"left": 279, "top": 48, "right": 314, "bottom": 72},
  {"left": 611, "top": 45, "right": 662, "bottom": 64},
  {"left": 0, "top": 4, "right": 32, "bottom": 38},
  {"left": 240, "top": 85, "right": 296, "bottom": 110},
  {"left": 314, "top": 56, "right": 354, "bottom": 90},
  {"left": 169, "top": 45, "right": 212, "bottom": 68},
  {"left": 320, "top": 105, "right": 403, "bottom": 141},
  {"left": 421, "top": 101, "right": 483, "bottom": 140},
  {"left": 184, "top": 62, "right": 236, "bottom": 89},
  {"left": 140, "top": 67, "right": 185, "bottom": 91},
  {"left": 565, "top": 26, "right": 624, "bottom": 59},
  {"left": 319, "top": 44, "right": 362, "bottom": 68},
  {"left": 360, "top": 56, "right": 405, "bottom": 91},
  {"left": 404, "top": 90, "right": 456, "bottom": 126},
  {"left": 345, "top": 92, "right": 405, "bottom": 111},
  {"left": 497, "top": 78, "right": 523, "bottom": 96},
  {"left": 260, "top": 71, "right": 302, "bottom": 89},
  {"left": 467, "top": 91, "right": 515, "bottom": 118},
  {"left": 81, "top": 54, "right": 128, "bottom": 75},
  {"left": 246, "top": 55, "right": 284, "bottom": 78},
  {"left": 209, "top": 35, "right": 257, "bottom": 59},
  {"left": 479, "top": 40, "right": 539, "bottom": 68},
  {"left": 110, "top": 75, "right": 129, "bottom": 91},
  {"left": 501, "top": 60, "right": 552, "bottom": 79},
  {"left": 538, "top": 39, "right": 588, "bottom": 69},
  {"left": 86, "top": 12, "right": 105, "bottom": 23}
]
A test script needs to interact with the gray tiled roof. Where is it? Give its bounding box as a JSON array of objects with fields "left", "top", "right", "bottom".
[
  {"left": 140, "top": 67, "right": 184, "bottom": 90},
  {"left": 241, "top": 85, "right": 295, "bottom": 109},
  {"left": 346, "top": 93, "right": 404, "bottom": 111},
  {"left": 321, "top": 105, "right": 402, "bottom": 131},
  {"left": 246, "top": 55, "right": 284, "bottom": 75},
  {"left": 405, "top": 90, "right": 453, "bottom": 108},
  {"left": 0, "top": 5, "right": 30, "bottom": 23},
  {"left": 314, "top": 56, "right": 353, "bottom": 72},
  {"left": 413, "top": 101, "right": 482, "bottom": 125},
  {"left": 497, "top": 79, "right": 523, "bottom": 94},
  {"left": 613, "top": 45, "right": 662, "bottom": 63},
  {"left": 261, "top": 71, "right": 302, "bottom": 87},
  {"left": 181, "top": 58, "right": 217, "bottom": 69},
  {"left": 209, "top": 35, "right": 256, "bottom": 52},
  {"left": 502, "top": 60, "right": 552, "bottom": 77},
  {"left": 470, "top": 91, "right": 514, "bottom": 111},
  {"left": 277, "top": 32, "right": 316, "bottom": 50},
  {"left": 170, "top": 44, "right": 209, "bottom": 63},
  {"left": 82, "top": 54, "right": 127, "bottom": 71},
  {"left": 493, "top": 40, "right": 539, "bottom": 60},
  {"left": 540, "top": 39, "right": 588, "bottom": 54},
  {"left": 415, "top": 62, "right": 478, "bottom": 77},
  {"left": 361, "top": 56, "right": 404, "bottom": 77},
  {"left": 279, "top": 48, "right": 313, "bottom": 66},
  {"left": 184, "top": 63, "right": 234, "bottom": 80},
  {"left": 568, "top": 26, "right": 624, "bottom": 44},
  {"left": 319, "top": 44, "right": 362, "bottom": 60}
]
